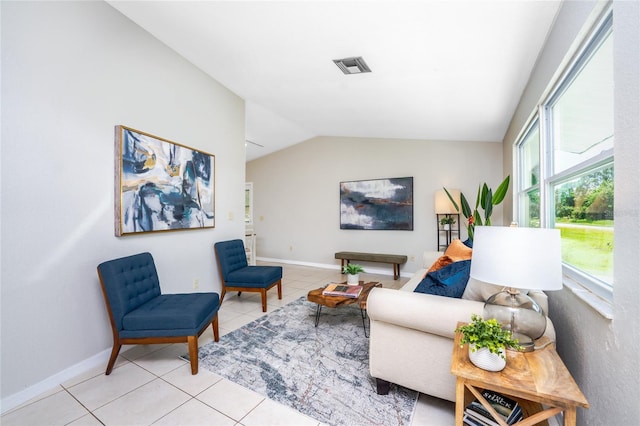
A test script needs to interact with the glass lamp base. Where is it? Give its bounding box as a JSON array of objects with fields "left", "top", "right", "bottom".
[
  {"left": 511, "top": 333, "right": 535, "bottom": 352},
  {"left": 483, "top": 288, "right": 547, "bottom": 351}
]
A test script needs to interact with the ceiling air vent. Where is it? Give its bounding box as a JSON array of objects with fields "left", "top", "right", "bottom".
[{"left": 333, "top": 56, "right": 371, "bottom": 75}]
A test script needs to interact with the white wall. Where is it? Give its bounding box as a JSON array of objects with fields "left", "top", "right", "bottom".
[
  {"left": 246, "top": 136, "right": 504, "bottom": 274},
  {"left": 503, "top": 1, "right": 640, "bottom": 424},
  {"left": 1, "top": 1, "right": 246, "bottom": 406}
]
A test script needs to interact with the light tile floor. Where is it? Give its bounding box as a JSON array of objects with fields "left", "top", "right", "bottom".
[{"left": 2, "top": 263, "right": 455, "bottom": 426}]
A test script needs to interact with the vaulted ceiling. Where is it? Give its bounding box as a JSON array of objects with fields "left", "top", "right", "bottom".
[{"left": 109, "top": 1, "right": 562, "bottom": 161}]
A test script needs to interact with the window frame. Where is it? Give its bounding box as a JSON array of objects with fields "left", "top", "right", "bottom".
[{"left": 516, "top": 117, "right": 542, "bottom": 228}]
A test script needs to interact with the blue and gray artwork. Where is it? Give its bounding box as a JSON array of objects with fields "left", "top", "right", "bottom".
[
  {"left": 340, "top": 177, "right": 413, "bottom": 230},
  {"left": 120, "top": 129, "right": 214, "bottom": 233}
]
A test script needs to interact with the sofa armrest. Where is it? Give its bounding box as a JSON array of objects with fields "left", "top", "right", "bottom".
[{"left": 367, "top": 287, "right": 485, "bottom": 339}]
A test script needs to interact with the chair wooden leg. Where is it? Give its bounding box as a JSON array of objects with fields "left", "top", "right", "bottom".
[
  {"left": 212, "top": 314, "right": 219, "bottom": 342},
  {"left": 105, "top": 343, "right": 122, "bottom": 375},
  {"left": 277, "top": 280, "right": 282, "bottom": 300},
  {"left": 220, "top": 287, "right": 227, "bottom": 304},
  {"left": 260, "top": 289, "right": 267, "bottom": 312},
  {"left": 187, "top": 335, "right": 199, "bottom": 375}
]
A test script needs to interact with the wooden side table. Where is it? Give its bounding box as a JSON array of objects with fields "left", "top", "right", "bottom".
[{"left": 451, "top": 323, "right": 589, "bottom": 426}]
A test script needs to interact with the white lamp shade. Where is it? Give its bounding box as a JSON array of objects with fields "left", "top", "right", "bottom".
[
  {"left": 434, "top": 189, "right": 460, "bottom": 214},
  {"left": 470, "top": 226, "right": 562, "bottom": 291}
]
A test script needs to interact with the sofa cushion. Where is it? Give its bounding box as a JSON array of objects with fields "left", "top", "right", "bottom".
[
  {"left": 414, "top": 260, "right": 471, "bottom": 298},
  {"left": 444, "top": 239, "right": 473, "bottom": 261},
  {"left": 461, "top": 277, "right": 505, "bottom": 302},
  {"left": 427, "top": 255, "right": 454, "bottom": 273}
]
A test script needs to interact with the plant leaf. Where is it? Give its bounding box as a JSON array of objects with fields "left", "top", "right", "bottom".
[
  {"left": 484, "top": 189, "right": 493, "bottom": 220},
  {"left": 443, "top": 187, "right": 460, "bottom": 212},
  {"left": 480, "top": 183, "right": 489, "bottom": 208},
  {"left": 492, "top": 175, "right": 511, "bottom": 205},
  {"left": 460, "top": 193, "right": 472, "bottom": 219},
  {"left": 474, "top": 210, "right": 483, "bottom": 226}
]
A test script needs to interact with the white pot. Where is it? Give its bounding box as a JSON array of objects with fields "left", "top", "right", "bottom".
[
  {"left": 468, "top": 345, "right": 506, "bottom": 372},
  {"left": 347, "top": 273, "right": 360, "bottom": 285},
  {"left": 443, "top": 224, "right": 450, "bottom": 230}
]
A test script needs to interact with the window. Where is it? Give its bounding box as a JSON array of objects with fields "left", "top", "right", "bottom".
[
  {"left": 517, "top": 120, "right": 541, "bottom": 228},
  {"left": 552, "top": 165, "right": 613, "bottom": 284},
  {"left": 516, "top": 12, "right": 613, "bottom": 299}
]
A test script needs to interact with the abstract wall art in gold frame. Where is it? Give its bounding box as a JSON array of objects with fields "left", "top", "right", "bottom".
[{"left": 114, "top": 125, "right": 215, "bottom": 236}]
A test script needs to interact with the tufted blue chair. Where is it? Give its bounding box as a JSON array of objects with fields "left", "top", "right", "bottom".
[
  {"left": 214, "top": 239, "right": 282, "bottom": 312},
  {"left": 97, "top": 252, "right": 220, "bottom": 375}
]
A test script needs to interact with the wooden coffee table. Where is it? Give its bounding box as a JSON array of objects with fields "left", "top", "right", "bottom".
[{"left": 307, "top": 281, "right": 382, "bottom": 337}]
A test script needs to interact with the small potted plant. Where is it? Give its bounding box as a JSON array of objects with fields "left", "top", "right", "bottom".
[
  {"left": 455, "top": 314, "right": 522, "bottom": 371},
  {"left": 439, "top": 216, "right": 456, "bottom": 230},
  {"left": 343, "top": 263, "right": 365, "bottom": 285}
]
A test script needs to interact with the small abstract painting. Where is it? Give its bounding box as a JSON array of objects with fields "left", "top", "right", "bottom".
[
  {"left": 340, "top": 177, "right": 413, "bottom": 230},
  {"left": 115, "top": 125, "right": 215, "bottom": 236}
]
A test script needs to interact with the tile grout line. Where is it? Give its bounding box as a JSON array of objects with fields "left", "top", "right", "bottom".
[{"left": 60, "top": 385, "right": 105, "bottom": 425}]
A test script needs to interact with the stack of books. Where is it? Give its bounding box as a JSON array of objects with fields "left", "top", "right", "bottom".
[
  {"left": 463, "top": 389, "right": 523, "bottom": 426},
  {"left": 322, "top": 283, "right": 363, "bottom": 298}
]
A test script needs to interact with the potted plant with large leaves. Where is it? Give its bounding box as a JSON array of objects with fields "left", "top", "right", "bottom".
[
  {"left": 444, "top": 176, "right": 510, "bottom": 240},
  {"left": 455, "top": 314, "right": 522, "bottom": 371}
]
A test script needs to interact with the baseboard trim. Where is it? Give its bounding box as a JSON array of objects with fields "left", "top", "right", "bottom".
[
  {"left": 256, "top": 257, "right": 413, "bottom": 279},
  {"left": 1, "top": 348, "right": 111, "bottom": 415}
]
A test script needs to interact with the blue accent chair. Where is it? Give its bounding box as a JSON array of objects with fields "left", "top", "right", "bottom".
[
  {"left": 97, "top": 252, "right": 220, "bottom": 375},
  {"left": 214, "top": 239, "right": 282, "bottom": 312}
]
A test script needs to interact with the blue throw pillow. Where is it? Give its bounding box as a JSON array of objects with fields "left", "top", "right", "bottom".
[
  {"left": 413, "top": 260, "right": 471, "bottom": 298},
  {"left": 463, "top": 238, "right": 473, "bottom": 248}
]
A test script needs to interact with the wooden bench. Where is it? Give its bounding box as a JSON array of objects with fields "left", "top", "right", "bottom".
[{"left": 335, "top": 251, "right": 408, "bottom": 280}]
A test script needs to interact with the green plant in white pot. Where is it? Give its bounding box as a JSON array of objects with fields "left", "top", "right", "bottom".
[
  {"left": 343, "top": 263, "right": 364, "bottom": 285},
  {"left": 439, "top": 216, "right": 456, "bottom": 230},
  {"left": 455, "top": 314, "right": 522, "bottom": 371}
]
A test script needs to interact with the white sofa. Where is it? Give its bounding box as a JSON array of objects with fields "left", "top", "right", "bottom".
[{"left": 367, "top": 250, "right": 556, "bottom": 402}]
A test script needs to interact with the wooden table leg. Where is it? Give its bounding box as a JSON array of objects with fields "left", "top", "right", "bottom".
[
  {"left": 455, "top": 378, "right": 466, "bottom": 426},
  {"left": 563, "top": 407, "right": 577, "bottom": 426}
]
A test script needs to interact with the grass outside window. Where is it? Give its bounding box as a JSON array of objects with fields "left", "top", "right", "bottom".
[{"left": 557, "top": 223, "right": 613, "bottom": 284}]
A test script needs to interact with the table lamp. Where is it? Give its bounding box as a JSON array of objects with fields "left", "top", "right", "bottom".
[{"left": 470, "top": 226, "right": 562, "bottom": 352}]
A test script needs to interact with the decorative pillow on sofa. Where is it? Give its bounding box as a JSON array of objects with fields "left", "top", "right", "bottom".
[
  {"left": 414, "top": 260, "right": 472, "bottom": 298},
  {"left": 421, "top": 238, "right": 473, "bottom": 278},
  {"left": 444, "top": 238, "right": 473, "bottom": 261},
  {"left": 427, "top": 255, "right": 454, "bottom": 273}
]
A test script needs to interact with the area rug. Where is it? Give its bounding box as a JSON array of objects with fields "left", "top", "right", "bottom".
[{"left": 184, "top": 296, "right": 417, "bottom": 426}]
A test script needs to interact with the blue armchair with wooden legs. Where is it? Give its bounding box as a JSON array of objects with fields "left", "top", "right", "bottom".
[
  {"left": 214, "top": 239, "right": 282, "bottom": 312},
  {"left": 97, "top": 252, "right": 220, "bottom": 375}
]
